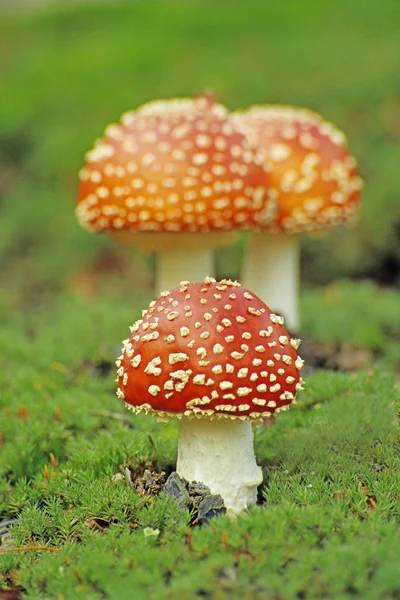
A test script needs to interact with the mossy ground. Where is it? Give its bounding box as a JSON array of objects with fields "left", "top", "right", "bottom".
[
  {"left": 1, "top": 283, "right": 399, "bottom": 599},
  {"left": 1, "top": 1, "right": 400, "bottom": 598}
]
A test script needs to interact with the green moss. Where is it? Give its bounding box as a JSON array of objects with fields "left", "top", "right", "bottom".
[
  {"left": 1, "top": 288, "right": 399, "bottom": 597},
  {"left": 1, "top": 2, "right": 400, "bottom": 597},
  {"left": 301, "top": 280, "right": 400, "bottom": 369}
]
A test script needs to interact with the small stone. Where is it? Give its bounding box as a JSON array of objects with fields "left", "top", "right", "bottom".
[
  {"left": 0, "top": 518, "right": 18, "bottom": 537},
  {"left": 197, "top": 494, "right": 226, "bottom": 523},
  {"left": 143, "top": 469, "right": 155, "bottom": 489},
  {"left": 188, "top": 481, "right": 211, "bottom": 496},
  {"left": 164, "top": 472, "right": 191, "bottom": 510},
  {"left": 0, "top": 518, "right": 17, "bottom": 549},
  {"left": 124, "top": 467, "right": 133, "bottom": 483}
]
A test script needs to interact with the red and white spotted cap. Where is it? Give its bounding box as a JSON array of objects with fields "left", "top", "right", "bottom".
[
  {"left": 76, "top": 95, "right": 276, "bottom": 237},
  {"left": 116, "top": 277, "right": 304, "bottom": 421},
  {"left": 232, "top": 105, "right": 363, "bottom": 233}
]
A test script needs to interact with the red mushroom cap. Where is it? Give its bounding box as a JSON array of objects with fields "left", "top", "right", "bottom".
[
  {"left": 116, "top": 277, "right": 303, "bottom": 421},
  {"left": 232, "top": 105, "right": 363, "bottom": 233},
  {"left": 77, "top": 96, "right": 275, "bottom": 236}
]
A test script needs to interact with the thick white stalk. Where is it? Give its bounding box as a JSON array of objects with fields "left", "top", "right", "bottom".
[
  {"left": 110, "top": 231, "right": 238, "bottom": 295},
  {"left": 242, "top": 232, "right": 299, "bottom": 331},
  {"left": 177, "top": 418, "right": 262, "bottom": 515},
  {"left": 156, "top": 247, "right": 213, "bottom": 294}
]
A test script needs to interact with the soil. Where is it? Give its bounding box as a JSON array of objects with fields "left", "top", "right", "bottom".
[
  {"left": 118, "top": 469, "right": 226, "bottom": 524},
  {"left": 298, "top": 336, "right": 374, "bottom": 373}
]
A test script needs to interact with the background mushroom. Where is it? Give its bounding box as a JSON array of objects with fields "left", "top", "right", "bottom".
[
  {"left": 116, "top": 277, "right": 303, "bottom": 514},
  {"left": 77, "top": 96, "right": 275, "bottom": 294},
  {"left": 232, "top": 106, "right": 363, "bottom": 331}
]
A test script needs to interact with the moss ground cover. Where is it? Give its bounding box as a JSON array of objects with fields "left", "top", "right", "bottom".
[
  {"left": 0, "top": 286, "right": 399, "bottom": 598},
  {"left": 1, "top": 1, "right": 400, "bottom": 598}
]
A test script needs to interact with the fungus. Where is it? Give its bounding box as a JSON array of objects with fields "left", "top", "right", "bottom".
[
  {"left": 116, "top": 277, "right": 303, "bottom": 514},
  {"left": 232, "top": 106, "right": 363, "bottom": 330},
  {"left": 77, "top": 96, "right": 275, "bottom": 294}
]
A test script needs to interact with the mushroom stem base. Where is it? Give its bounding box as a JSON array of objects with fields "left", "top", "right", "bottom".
[
  {"left": 177, "top": 418, "right": 262, "bottom": 514},
  {"left": 242, "top": 232, "right": 299, "bottom": 332}
]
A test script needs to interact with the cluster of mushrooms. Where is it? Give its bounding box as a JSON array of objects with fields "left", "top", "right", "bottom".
[{"left": 76, "top": 94, "right": 363, "bottom": 514}]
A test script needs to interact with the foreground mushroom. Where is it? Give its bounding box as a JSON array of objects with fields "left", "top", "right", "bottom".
[
  {"left": 77, "top": 95, "right": 275, "bottom": 294},
  {"left": 116, "top": 277, "right": 303, "bottom": 514},
  {"left": 233, "top": 106, "right": 363, "bottom": 331}
]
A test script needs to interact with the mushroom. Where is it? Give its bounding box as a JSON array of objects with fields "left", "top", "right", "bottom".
[
  {"left": 76, "top": 96, "right": 275, "bottom": 294},
  {"left": 116, "top": 277, "right": 303, "bottom": 514},
  {"left": 232, "top": 106, "right": 363, "bottom": 331}
]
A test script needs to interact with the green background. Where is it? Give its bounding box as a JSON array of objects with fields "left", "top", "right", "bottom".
[{"left": 1, "top": 1, "right": 399, "bottom": 598}]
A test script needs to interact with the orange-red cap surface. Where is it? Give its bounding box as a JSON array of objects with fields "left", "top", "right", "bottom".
[
  {"left": 116, "top": 278, "right": 303, "bottom": 420},
  {"left": 233, "top": 106, "right": 363, "bottom": 233},
  {"left": 77, "top": 96, "right": 276, "bottom": 235}
]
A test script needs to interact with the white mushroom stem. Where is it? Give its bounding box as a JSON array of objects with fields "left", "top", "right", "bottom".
[
  {"left": 111, "top": 231, "right": 238, "bottom": 296},
  {"left": 176, "top": 417, "right": 262, "bottom": 515},
  {"left": 156, "top": 248, "right": 213, "bottom": 295},
  {"left": 242, "top": 232, "right": 300, "bottom": 331}
]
